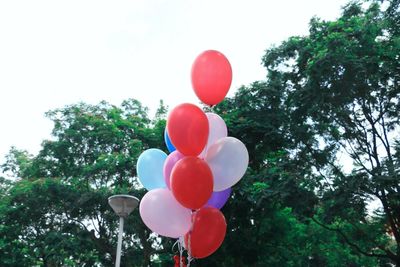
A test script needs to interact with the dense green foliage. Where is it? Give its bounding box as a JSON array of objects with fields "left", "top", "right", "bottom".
[
  {"left": 258, "top": 0, "right": 400, "bottom": 264},
  {"left": 0, "top": 100, "right": 173, "bottom": 266},
  {"left": 1, "top": 0, "right": 399, "bottom": 266}
]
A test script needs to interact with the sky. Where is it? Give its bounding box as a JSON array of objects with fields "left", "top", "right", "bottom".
[{"left": 0, "top": 0, "right": 350, "bottom": 162}]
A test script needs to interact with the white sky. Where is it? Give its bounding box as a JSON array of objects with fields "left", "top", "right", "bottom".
[{"left": 0, "top": 0, "right": 350, "bottom": 162}]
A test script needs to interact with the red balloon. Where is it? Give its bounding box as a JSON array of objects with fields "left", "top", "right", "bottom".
[
  {"left": 191, "top": 50, "right": 232, "bottom": 106},
  {"left": 184, "top": 207, "right": 227, "bottom": 259},
  {"left": 171, "top": 157, "right": 213, "bottom": 210},
  {"left": 167, "top": 103, "right": 209, "bottom": 156}
]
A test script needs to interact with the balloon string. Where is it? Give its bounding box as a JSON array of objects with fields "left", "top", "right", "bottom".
[
  {"left": 172, "top": 239, "right": 179, "bottom": 254},
  {"left": 185, "top": 210, "right": 196, "bottom": 267},
  {"left": 172, "top": 239, "right": 185, "bottom": 267},
  {"left": 187, "top": 231, "right": 193, "bottom": 267},
  {"left": 187, "top": 254, "right": 193, "bottom": 267},
  {"left": 179, "top": 239, "right": 184, "bottom": 267}
]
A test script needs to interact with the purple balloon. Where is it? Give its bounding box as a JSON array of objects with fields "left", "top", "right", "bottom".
[
  {"left": 205, "top": 187, "right": 232, "bottom": 209},
  {"left": 163, "top": 151, "right": 184, "bottom": 189}
]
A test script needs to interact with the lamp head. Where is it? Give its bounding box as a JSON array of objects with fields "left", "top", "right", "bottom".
[{"left": 108, "top": 195, "right": 140, "bottom": 218}]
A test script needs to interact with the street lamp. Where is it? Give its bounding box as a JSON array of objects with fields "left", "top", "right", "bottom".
[{"left": 108, "top": 194, "right": 140, "bottom": 267}]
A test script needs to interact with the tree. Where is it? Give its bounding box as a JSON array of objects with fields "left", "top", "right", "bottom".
[
  {"left": 0, "top": 99, "right": 174, "bottom": 266},
  {"left": 261, "top": 0, "right": 400, "bottom": 264},
  {"left": 196, "top": 82, "right": 378, "bottom": 266}
]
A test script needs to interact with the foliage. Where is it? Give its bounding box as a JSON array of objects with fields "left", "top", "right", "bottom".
[
  {"left": 259, "top": 0, "right": 400, "bottom": 264},
  {"left": 0, "top": 99, "right": 173, "bottom": 266}
]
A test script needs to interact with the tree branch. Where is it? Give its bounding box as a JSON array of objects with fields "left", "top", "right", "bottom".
[
  {"left": 311, "top": 217, "right": 397, "bottom": 261},
  {"left": 339, "top": 139, "right": 374, "bottom": 176}
]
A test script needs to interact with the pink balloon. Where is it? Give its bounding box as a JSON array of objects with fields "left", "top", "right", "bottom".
[
  {"left": 163, "top": 151, "right": 184, "bottom": 189},
  {"left": 199, "top": 113, "right": 228, "bottom": 159},
  {"left": 139, "top": 188, "right": 192, "bottom": 238}
]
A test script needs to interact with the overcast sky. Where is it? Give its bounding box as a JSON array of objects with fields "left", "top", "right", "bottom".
[{"left": 0, "top": 0, "right": 350, "bottom": 162}]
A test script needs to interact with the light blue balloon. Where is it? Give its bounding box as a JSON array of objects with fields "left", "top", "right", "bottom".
[{"left": 137, "top": 148, "right": 167, "bottom": 190}]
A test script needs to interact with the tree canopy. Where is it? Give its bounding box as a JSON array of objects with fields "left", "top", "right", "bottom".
[
  {"left": 259, "top": 0, "right": 400, "bottom": 264},
  {"left": 0, "top": 100, "right": 173, "bottom": 266}
]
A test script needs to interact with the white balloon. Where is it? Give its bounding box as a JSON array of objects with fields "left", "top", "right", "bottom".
[
  {"left": 199, "top": 113, "right": 228, "bottom": 158},
  {"left": 205, "top": 137, "right": 249, "bottom": 191},
  {"left": 139, "top": 189, "right": 192, "bottom": 238}
]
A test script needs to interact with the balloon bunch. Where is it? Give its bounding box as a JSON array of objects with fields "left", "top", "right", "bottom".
[{"left": 137, "top": 50, "right": 249, "bottom": 262}]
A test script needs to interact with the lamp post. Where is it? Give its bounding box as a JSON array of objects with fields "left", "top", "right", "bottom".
[{"left": 108, "top": 194, "right": 140, "bottom": 267}]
